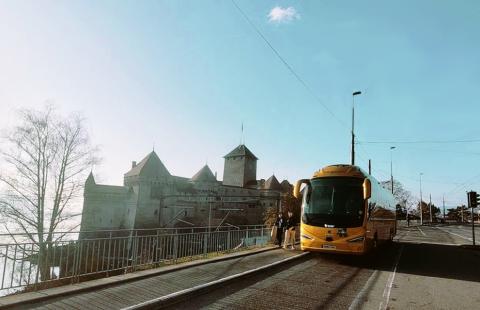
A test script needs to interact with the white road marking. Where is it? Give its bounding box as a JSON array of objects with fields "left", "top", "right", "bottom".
[
  {"left": 416, "top": 226, "right": 426, "bottom": 236},
  {"left": 379, "top": 245, "right": 404, "bottom": 310},
  {"left": 454, "top": 225, "right": 479, "bottom": 235},
  {"left": 433, "top": 226, "right": 472, "bottom": 241},
  {"left": 348, "top": 269, "right": 379, "bottom": 310}
]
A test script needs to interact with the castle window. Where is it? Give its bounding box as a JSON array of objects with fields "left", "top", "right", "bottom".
[
  {"left": 269, "top": 203, "right": 273, "bottom": 206},
  {"left": 154, "top": 210, "right": 158, "bottom": 215}
]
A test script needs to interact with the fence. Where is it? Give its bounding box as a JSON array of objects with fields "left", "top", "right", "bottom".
[{"left": 0, "top": 225, "right": 270, "bottom": 296}]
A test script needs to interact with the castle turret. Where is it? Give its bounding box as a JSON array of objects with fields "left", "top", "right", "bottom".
[
  {"left": 264, "top": 174, "right": 282, "bottom": 191},
  {"left": 222, "top": 144, "right": 257, "bottom": 187},
  {"left": 85, "top": 171, "right": 96, "bottom": 187},
  {"left": 191, "top": 165, "right": 217, "bottom": 183}
]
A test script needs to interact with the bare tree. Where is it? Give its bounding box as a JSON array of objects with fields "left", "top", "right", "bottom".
[
  {"left": 381, "top": 180, "right": 413, "bottom": 205},
  {"left": 381, "top": 179, "right": 414, "bottom": 219},
  {"left": 0, "top": 105, "right": 98, "bottom": 281}
]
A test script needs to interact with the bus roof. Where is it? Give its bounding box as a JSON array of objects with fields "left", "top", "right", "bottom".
[{"left": 312, "top": 164, "right": 367, "bottom": 179}]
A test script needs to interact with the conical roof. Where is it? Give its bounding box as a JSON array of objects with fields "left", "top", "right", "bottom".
[
  {"left": 191, "top": 165, "right": 217, "bottom": 182},
  {"left": 224, "top": 144, "right": 258, "bottom": 160},
  {"left": 124, "top": 151, "right": 170, "bottom": 177},
  {"left": 264, "top": 175, "right": 282, "bottom": 191},
  {"left": 85, "top": 171, "right": 95, "bottom": 186}
]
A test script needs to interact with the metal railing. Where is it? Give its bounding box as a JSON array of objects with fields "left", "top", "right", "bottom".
[{"left": 0, "top": 226, "right": 270, "bottom": 296}]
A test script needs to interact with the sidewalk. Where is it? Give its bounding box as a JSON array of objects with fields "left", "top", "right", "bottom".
[{"left": 1, "top": 246, "right": 306, "bottom": 310}]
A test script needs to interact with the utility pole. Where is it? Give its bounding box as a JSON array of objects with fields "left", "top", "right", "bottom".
[
  {"left": 351, "top": 91, "right": 361, "bottom": 166},
  {"left": 461, "top": 205, "right": 464, "bottom": 223},
  {"left": 473, "top": 203, "right": 476, "bottom": 246},
  {"left": 443, "top": 195, "right": 445, "bottom": 220},
  {"left": 390, "top": 146, "right": 395, "bottom": 194},
  {"left": 419, "top": 173, "right": 423, "bottom": 225},
  {"left": 429, "top": 194, "right": 433, "bottom": 224}
]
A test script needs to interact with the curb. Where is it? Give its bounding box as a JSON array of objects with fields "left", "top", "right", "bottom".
[
  {"left": 0, "top": 245, "right": 280, "bottom": 309},
  {"left": 121, "top": 251, "right": 310, "bottom": 310}
]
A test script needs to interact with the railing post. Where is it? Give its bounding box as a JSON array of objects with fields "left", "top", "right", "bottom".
[
  {"left": 76, "top": 240, "right": 82, "bottom": 283},
  {"left": 173, "top": 233, "right": 179, "bottom": 262},
  {"left": 106, "top": 232, "right": 112, "bottom": 276},
  {"left": 69, "top": 242, "right": 76, "bottom": 284},
  {"left": 154, "top": 230, "right": 160, "bottom": 264},
  {"left": 227, "top": 230, "right": 231, "bottom": 252},
  {"left": 132, "top": 231, "right": 138, "bottom": 271},
  {"left": 1, "top": 245, "right": 9, "bottom": 290},
  {"left": 203, "top": 232, "right": 208, "bottom": 257}
]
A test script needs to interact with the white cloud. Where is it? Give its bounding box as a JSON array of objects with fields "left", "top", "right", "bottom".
[{"left": 268, "top": 6, "right": 300, "bottom": 24}]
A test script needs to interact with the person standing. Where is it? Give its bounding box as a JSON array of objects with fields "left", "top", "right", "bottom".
[
  {"left": 274, "top": 213, "right": 284, "bottom": 247},
  {"left": 284, "top": 211, "right": 295, "bottom": 250}
]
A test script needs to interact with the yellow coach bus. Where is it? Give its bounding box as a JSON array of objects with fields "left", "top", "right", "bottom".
[{"left": 293, "top": 164, "right": 395, "bottom": 254}]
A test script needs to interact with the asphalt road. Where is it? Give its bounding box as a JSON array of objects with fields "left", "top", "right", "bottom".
[
  {"left": 168, "top": 225, "right": 480, "bottom": 310},
  {"left": 396, "top": 223, "right": 480, "bottom": 245}
]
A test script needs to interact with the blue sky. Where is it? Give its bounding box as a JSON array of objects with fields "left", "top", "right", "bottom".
[{"left": 0, "top": 0, "right": 479, "bottom": 209}]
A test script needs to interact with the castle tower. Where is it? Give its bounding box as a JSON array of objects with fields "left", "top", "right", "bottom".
[
  {"left": 222, "top": 144, "right": 258, "bottom": 187},
  {"left": 123, "top": 151, "right": 171, "bottom": 229}
]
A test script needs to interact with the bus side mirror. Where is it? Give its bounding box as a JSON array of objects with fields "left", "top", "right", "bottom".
[
  {"left": 363, "top": 179, "right": 371, "bottom": 200},
  {"left": 293, "top": 179, "right": 311, "bottom": 199}
]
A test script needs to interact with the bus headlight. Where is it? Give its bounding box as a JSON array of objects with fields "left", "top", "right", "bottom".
[
  {"left": 347, "top": 236, "right": 365, "bottom": 242},
  {"left": 301, "top": 234, "right": 314, "bottom": 240}
]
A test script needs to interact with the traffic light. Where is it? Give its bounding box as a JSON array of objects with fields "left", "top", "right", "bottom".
[{"left": 467, "top": 191, "right": 480, "bottom": 208}]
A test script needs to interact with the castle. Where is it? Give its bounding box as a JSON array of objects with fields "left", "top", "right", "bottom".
[{"left": 80, "top": 144, "right": 291, "bottom": 233}]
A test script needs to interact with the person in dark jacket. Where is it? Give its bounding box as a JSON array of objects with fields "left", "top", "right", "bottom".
[
  {"left": 284, "top": 211, "right": 296, "bottom": 249},
  {"left": 274, "top": 213, "right": 284, "bottom": 247}
]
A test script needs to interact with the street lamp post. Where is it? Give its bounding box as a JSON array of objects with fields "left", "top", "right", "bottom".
[
  {"left": 390, "top": 146, "right": 396, "bottom": 195},
  {"left": 351, "top": 91, "right": 362, "bottom": 165},
  {"left": 419, "top": 173, "right": 424, "bottom": 225}
]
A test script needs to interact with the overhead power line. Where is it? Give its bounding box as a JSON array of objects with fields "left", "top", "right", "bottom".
[
  {"left": 230, "top": 0, "right": 347, "bottom": 129},
  {"left": 357, "top": 139, "right": 480, "bottom": 145},
  {"left": 446, "top": 173, "right": 480, "bottom": 196}
]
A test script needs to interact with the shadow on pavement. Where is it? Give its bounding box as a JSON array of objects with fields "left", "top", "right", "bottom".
[
  {"left": 162, "top": 252, "right": 311, "bottom": 310},
  {"left": 316, "top": 242, "right": 480, "bottom": 283}
]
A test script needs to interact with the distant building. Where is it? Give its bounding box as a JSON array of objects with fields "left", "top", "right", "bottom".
[{"left": 80, "top": 144, "right": 291, "bottom": 233}]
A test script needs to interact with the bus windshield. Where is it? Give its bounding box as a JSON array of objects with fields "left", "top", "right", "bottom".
[{"left": 302, "top": 177, "right": 365, "bottom": 228}]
